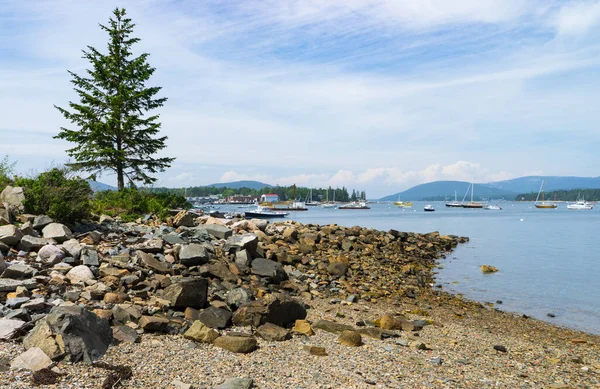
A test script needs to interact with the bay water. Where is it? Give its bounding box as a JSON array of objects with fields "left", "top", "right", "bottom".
[{"left": 237, "top": 201, "right": 600, "bottom": 335}]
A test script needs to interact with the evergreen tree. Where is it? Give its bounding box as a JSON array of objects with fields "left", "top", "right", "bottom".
[{"left": 54, "top": 8, "right": 174, "bottom": 190}]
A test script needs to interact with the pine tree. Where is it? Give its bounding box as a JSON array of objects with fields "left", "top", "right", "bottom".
[{"left": 54, "top": 8, "right": 174, "bottom": 190}]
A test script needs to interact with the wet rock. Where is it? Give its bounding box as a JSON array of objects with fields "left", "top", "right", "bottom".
[
  {"left": 256, "top": 322, "right": 291, "bottom": 341},
  {"left": 179, "top": 244, "right": 211, "bottom": 266},
  {"left": 0, "top": 225, "right": 24, "bottom": 246},
  {"left": 23, "top": 305, "right": 112, "bottom": 363},
  {"left": 213, "top": 335, "right": 257, "bottom": 353},
  {"left": 162, "top": 278, "right": 208, "bottom": 309},
  {"left": 183, "top": 320, "right": 220, "bottom": 343},
  {"left": 10, "top": 347, "right": 52, "bottom": 371},
  {"left": 198, "top": 306, "right": 232, "bottom": 329},
  {"left": 251, "top": 258, "right": 288, "bottom": 283},
  {"left": 41, "top": 223, "right": 72, "bottom": 243},
  {"left": 204, "top": 224, "right": 233, "bottom": 239}
]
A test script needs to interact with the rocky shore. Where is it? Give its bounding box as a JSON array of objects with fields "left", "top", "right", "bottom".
[{"left": 0, "top": 187, "right": 599, "bottom": 388}]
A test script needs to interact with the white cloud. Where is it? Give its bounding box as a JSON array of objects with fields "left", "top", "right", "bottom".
[{"left": 555, "top": 1, "right": 600, "bottom": 36}]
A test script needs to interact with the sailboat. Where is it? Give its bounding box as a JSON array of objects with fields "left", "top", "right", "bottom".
[
  {"left": 462, "top": 182, "right": 484, "bottom": 208},
  {"left": 305, "top": 188, "right": 320, "bottom": 206},
  {"left": 534, "top": 180, "right": 557, "bottom": 209},
  {"left": 445, "top": 190, "right": 462, "bottom": 207},
  {"left": 322, "top": 189, "right": 337, "bottom": 208}
]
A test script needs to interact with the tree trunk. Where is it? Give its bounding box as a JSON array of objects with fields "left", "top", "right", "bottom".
[{"left": 117, "top": 169, "right": 124, "bottom": 191}]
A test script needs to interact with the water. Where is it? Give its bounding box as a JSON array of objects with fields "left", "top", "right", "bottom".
[{"left": 222, "top": 201, "right": 600, "bottom": 334}]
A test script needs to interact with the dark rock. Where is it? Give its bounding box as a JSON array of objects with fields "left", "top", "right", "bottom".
[
  {"left": 137, "top": 250, "right": 169, "bottom": 273},
  {"left": 251, "top": 258, "right": 288, "bottom": 283},
  {"left": 23, "top": 305, "right": 113, "bottom": 363},
  {"left": 179, "top": 244, "right": 211, "bottom": 266},
  {"left": 112, "top": 304, "right": 142, "bottom": 324},
  {"left": 32, "top": 215, "right": 54, "bottom": 230},
  {"left": 226, "top": 287, "right": 254, "bottom": 309},
  {"left": 6, "top": 297, "right": 30, "bottom": 308},
  {"left": 326, "top": 262, "right": 348, "bottom": 277},
  {"left": 204, "top": 224, "right": 233, "bottom": 240},
  {"left": 162, "top": 278, "right": 208, "bottom": 309},
  {"left": 223, "top": 234, "right": 258, "bottom": 255},
  {"left": 547, "top": 313, "right": 556, "bottom": 318},
  {"left": 493, "top": 345, "right": 507, "bottom": 353},
  {"left": 1, "top": 263, "right": 35, "bottom": 279},
  {"left": 112, "top": 325, "right": 140, "bottom": 343},
  {"left": 18, "top": 236, "right": 47, "bottom": 252},
  {"left": 198, "top": 306, "right": 232, "bottom": 329},
  {"left": 338, "top": 330, "right": 362, "bottom": 346},
  {"left": 81, "top": 249, "right": 100, "bottom": 267},
  {"left": 232, "top": 295, "right": 306, "bottom": 328}
]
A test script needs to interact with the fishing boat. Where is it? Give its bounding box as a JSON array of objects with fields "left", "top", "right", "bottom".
[
  {"left": 484, "top": 204, "right": 502, "bottom": 210},
  {"left": 445, "top": 190, "right": 463, "bottom": 207},
  {"left": 244, "top": 206, "right": 289, "bottom": 218},
  {"left": 424, "top": 204, "right": 435, "bottom": 212},
  {"left": 534, "top": 180, "right": 557, "bottom": 209},
  {"left": 339, "top": 201, "right": 370, "bottom": 210},
  {"left": 462, "top": 182, "right": 484, "bottom": 208},
  {"left": 567, "top": 194, "right": 594, "bottom": 210}
]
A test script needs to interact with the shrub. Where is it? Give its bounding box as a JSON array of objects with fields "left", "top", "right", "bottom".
[
  {"left": 0, "top": 155, "right": 16, "bottom": 190},
  {"left": 91, "top": 189, "right": 190, "bottom": 222},
  {"left": 14, "top": 167, "right": 92, "bottom": 223}
]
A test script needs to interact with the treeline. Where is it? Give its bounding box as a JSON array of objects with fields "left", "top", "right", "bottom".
[
  {"left": 151, "top": 185, "right": 368, "bottom": 202},
  {"left": 516, "top": 189, "right": 600, "bottom": 201}
]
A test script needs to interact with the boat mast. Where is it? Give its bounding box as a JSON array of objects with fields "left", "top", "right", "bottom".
[{"left": 535, "top": 181, "right": 543, "bottom": 203}]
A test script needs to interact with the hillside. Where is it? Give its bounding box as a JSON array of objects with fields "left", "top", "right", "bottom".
[
  {"left": 205, "top": 180, "right": 271, "bottom": 190},
  {"left": 380, "top": 176, "right": 600, "bottom": 201},
  {"left": 88, "top": 181, "right": 117, "bottom": 192}
]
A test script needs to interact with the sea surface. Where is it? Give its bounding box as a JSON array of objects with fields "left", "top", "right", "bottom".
[{"left": 221, "top": 201, "right": 600, "bottom": 335}]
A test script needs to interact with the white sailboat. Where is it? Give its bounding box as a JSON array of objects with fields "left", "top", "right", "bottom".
[{"left": 322, "top": 189, "right": 337, "bottom": 208}]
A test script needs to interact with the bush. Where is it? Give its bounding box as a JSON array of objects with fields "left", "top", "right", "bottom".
[
  {"left": 14, "top": 168, "right": 92, "bottom": 223},
  {"left": 0, "top": 155, "right": 16, "bottom": 190},
  {"left": 91, "top": 189, "right": 190, "bottom": 222}
]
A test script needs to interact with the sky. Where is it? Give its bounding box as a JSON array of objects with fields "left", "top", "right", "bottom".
[{"left": 1, "top": 0, "right": 600, "bottom": 198}]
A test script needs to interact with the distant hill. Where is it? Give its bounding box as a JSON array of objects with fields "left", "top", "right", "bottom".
[
  {"left": 380, "top": 176, "right": 600, "bottom": 201},
  {"left": 88, "top": 181, "right": 117, "bottom": 192},
  {"left": 205, "top": 180, "right": 271, "bottom": 190}
]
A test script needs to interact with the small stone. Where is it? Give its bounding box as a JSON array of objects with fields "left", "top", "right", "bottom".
[
  {"left": 171, "top": 379, "right": 193, "bottom": 389},
  {"left": 256, "top": 322, "right": 291, "bottom": 342},
  {"left": 10, "top": 347, "right": 52, "bottom": 371},
  {"left": 493, "top": 345, "right": 507, "bottom": 352},
  {"left": 547, "top": 313, "right": 556, "bottom": 318},
  {"left": 303, "top": 345, "right": 328, "bottom": 356},
  {"left": 213, "top": 335, "right": 257, "bottom": 353},
  {"left": 293, "top": 319, "right": 314, "bottom": 336},
  {"left": 215, "top": 377, "right": 254, "bottom": 389},
  {"left": 480, "top": 265, "right": 499, "bottom": 273},
  {"left": 338, "top": 330, "right": 362, "bottom": 347},
  {"left": 429, "top": 357, "right": 443, "bottom": 365}
]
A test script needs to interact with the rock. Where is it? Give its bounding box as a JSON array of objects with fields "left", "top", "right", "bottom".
[
  {"left": 256, "top": 323, "right": 291, "bottom": 341},
  {"left": 179, "top": 244, "right": 211, "bottom": 266},
  {"left": 0, "top": 225, "right": 24, "bottom": 246},
  {"left": 0, "top": 186, "right": 25, "bottom": 217},
  {"left": 81, "top": 249, "right": 100, "bottom": 267},
  {"left": 42, "top": 223, "right": 72, "bottom": 243},
  {"left": 338, "top": 330, "right": 362, "bottom": 347},
  {"left": 494, "top": 345, "right": 507, "bottom": 352},
  {"left": 547, "top": 313, "right": 556, "bottom": 318},
  {"left": 18, "top": 236, "right": 47, "bottom": 252},
  {"left": 171, "top": 379, "right": 194, "bottom": 389},
  {"left": 137, "top": 250, "right": 169, "bottom": 273},
  {"left": 21, "top": 297, "right": 46, "bottom": 311},
  {"left": 10, "top": 347, "right": 52, "bottom": 371},
  {"left": 138, "top": 316, "right": 170, "bottom": 332},
  {"left": 6, "top": 297, "right": 30, "bottom": 308},
  {"left": 112, "top": 304, "right": 142, "bottom": 324},
  {"left": 98, "top": 214, "right": 114, "bottom": 224},
  {"left": 226, "top": 287, "right": 254, "bottom": 309},
  {"left": 111, "top": 325, "right": 140, "bottom": 343},
  {"left": 303, "top": 345, "right": 328, "bottom": 356},
  {"left": 162, "top": 278, "right": 208, "bottom": 309},
  {"left": 251, "top": 258, "right": 288, "bottom": 283},
  {"left": 1, "top": 263, "right": 35, "bottom": 279},
  {"left": 0, "top": 319, "right": 26, "bottom": 340},
  {"left": 481, "top": 265, "right": 499, "bottom": 273},
  {"left": 103, "top": 292, "right": 129, "bottom": 304},
  {"left": 198, "top": 306, "right": 232, "bottom": 329},
  {"left": 183, "top": 320, "right": 220, "bottom": 343},
  {"left": 23, "top": 305, "right": 112, "bottom": 363},
  {"left": 61, "top": 240, "right": 81, "bottom": 261},
  {"left": 293, "top": 319, "right": 314, "bottom": 336},
  {"left": 327, "top": 262, "right": 348, "bottom": 277},
  {"left": 38, "top": 244, "right": 65, "bottom": 263},
  {"left": 215, "top": 378, "right": 254, "bottom": 389},
  {"left": 204, "top": 224, "right": 233, "bottom": 239},
  {"left": 234, "top": 249, "right": 252, "bottom": 269},
  {"left": 32, "top": 215, "right": 54, "bottom": 230},
  {"left": 0, "top": 278, "right": 37, "bottom": 292},
  {"left": 66, "top": 265, "right": 95, "bottom": 284},
  {"left": 223, "top": 234, "right": 259, "bottom": 255},
  {"left": 131, "top": 237, "right": 163, "bottom": 253},
  {"left": 173, "top": 210, "right": 196, "bottom": 228},
  {"left": 313, "top": 320, "right": 355, "bottom": 334},
  {"left": 213, "top": 335, "right": 258, "bottom": 353},
  {"left": 232, "top": 295, "right": 306, "bottom": 328}
]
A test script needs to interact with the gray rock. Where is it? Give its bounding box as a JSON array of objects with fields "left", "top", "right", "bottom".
[
  {"left": 10, "top": 347, "right": 52, "bottom": 371},
  {"left": 223, "top": 234, "right": 258, "bottom": 255},
  {"left": 250, "top": 218, "right": 268, "bottom": 231},
  {"left": 136, "top": 250, "right": 169, "bottom": 273},
  {"left": 251, "top": 258, "right": 288, "bottom": 283},
  {"left": 18, "top": 236, "right": 47, "bottom": 252},
  {"left": 226, "top": 287, "right": 254, "bottom": 309},
  {"left": 32, "top": 215, "right": 54, "bottom": 231},
  {"left": 215, "top": 378, "right": 254, "bottom": 389},
  {"left": 198, "top": 306, "right": 232, "bottom": 329},
  {"left": 179, "top": 243, "right": 211, "bottom": 266},
  {"left": 111, "top": 325, "right": 140, "bottom": 343},
  {"left": 189, "top": 227, "right": 211, "bottom": 241},
  {"left": 112, "top": 304, "right": 142, "bottom": 324},
  {"left": 0, "top": 319, "right": 26, "bottom": 340},
  {"left": 131, "top": 237, "right": 163, "bottom": 253},
  {"left": 61, "top": 239, "right": 82, "bottom": 260},
  {"left": 0, "top": 225, "right": 24, "bottom": 246},
  {"left": 0, "top": 186, "right": 25, "bottom": 218},
  {"left": 1, "top": 263, "right": 35, "bottom": 279},
  {"left": 235, "top": 249, "right": 252, "bottom": 269},
  {"left": 0, "top": 278, "right": 37, "bottom": 292},
  {"left": 204, "top": 224, "right": 233, "bottom": 240},
  {"left": 23, "top": 305, "right": 113, "bottom": 363},
  {"left": 98, "top": 214, "right": 114, "bottom": 224},
  {"left": 42, "top": 223, "right": 72, "bottom": 243},
  {"left": 163, "top": 234, "right": 185, "bottom": 245},
  {"left": 21, "top": 297, "right": 46, "bottom": 311},
  {"left": 6, "top": 297, "right": 30, "bottom": 308},
  {"left": 162, "top": 278, "right": 208, "bottom": 309},
  {"left": 81, "top": 249, "right": 99, "bottom": 267},
  {"left": 19, "top": 221, "right": 37, "bottom": 237},
  {"left": 38, "top": 244, "right": 65, "bottom": 263}
]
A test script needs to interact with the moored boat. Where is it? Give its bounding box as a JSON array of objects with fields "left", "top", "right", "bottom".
[
  {"left": 446, "top": 190, "right": 463, "bottom": 207},
  {"left": 339, "top": 201, "right": 370, "bottom": 210},
  {"left": 567, "top": 195, "right": 594, "bottom": 210},
  {"left": 424, "top": 204, "right": 435, "bottom": 212},
  {"left": 534, "top": 180, "right": 557, "bottom": 209},
  {"left": 244, "top": 206, "right": 289, "bottom": 218},
  {"left": 462, "top": 182, "right": 484, "bottom": 208},
  {"left": 394, "top": 201, "right": 413, "bottom": 208},
  {"left": 484, "top": 204, "right": 502, "bottom": 210}
]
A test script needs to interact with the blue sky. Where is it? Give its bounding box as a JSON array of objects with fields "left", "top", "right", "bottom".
[{"left": 1, "top": 0, "right": 600, "bottom": 197}]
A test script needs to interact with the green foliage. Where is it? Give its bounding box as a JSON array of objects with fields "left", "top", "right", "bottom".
[
  {"left": 54, "top": 8, "right": 174, "bottom": 190},
  {"left": 14, "top": 168, "right": 92, "bottom": 223},
  {"left": 0, "top": 155, "right": 16, "bottom": 190},
  {"left": 92, "top": 189, "right": 190, "bottom": 222},
  {"left": 516, "top": 189, "right": 600, "bottom": 201}
]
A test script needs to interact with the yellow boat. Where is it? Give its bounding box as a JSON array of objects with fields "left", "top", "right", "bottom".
[
  {"left": 534, "top": 180, "right": 557, "bottom": 209},
  {"left": 394, "top": 201, "right": 412, "bottom": 207}
]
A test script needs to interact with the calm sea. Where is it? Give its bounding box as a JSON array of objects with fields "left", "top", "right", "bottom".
[{"left": 223, "top": 201, "right": 600, "bottom": 335}]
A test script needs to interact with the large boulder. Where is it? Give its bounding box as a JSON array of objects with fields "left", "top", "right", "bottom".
[
  {"left": 172, "top": 210, "right": 196, "bottom": 228},
  {"left": 18, "top": 236, "right": 47, "bottom": 252},
  {"left": 223, "top": 234, "right": 258, "bottom": 255},
  {"left": 178, "top": 243, "right": 211, "bottom": 266},
  {"left": 32, "top": 215, "right": 54, "bottom": 231},
  {"left": 204, "top": 224, "right": 233, "bottom": 240},
  {"left": 10, "top": 347, "right": 53, "bottom": 371},
  {"left": 232, "top": 294, "right": 306, "bottom": 328},
  {"left": 162, "top": 278, "right": 208, "bottom": 309},
  {"left": 251, "top": 258, "right": 288, "bottom": 283},
  {"left": 0, "top": 225, "right": 24, "bottom": 246},
  {"left": 0, "top": 186, "right": 25, "bottom": 218},
  {"left": 37, "top": 244, "right": 65, "bottom": 263},
  {"left": 137, "top": 250, "right": 169, "bottom": 273},
  {"left": 1, "top": 263, "right": 35, "bottom": 279},
  {"left": 42, "top": 223, "right": 72, "bottom": 243},
  {"left": 197, "top": 306, "right": 232, "bottom": 329},
  {"left": 22, "top": 305, "right": 113, "bottom": 363}
]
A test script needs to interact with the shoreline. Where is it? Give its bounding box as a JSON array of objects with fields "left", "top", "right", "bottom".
[{"left": 1, "top": 215, "right": 598, "bottom": 388}]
